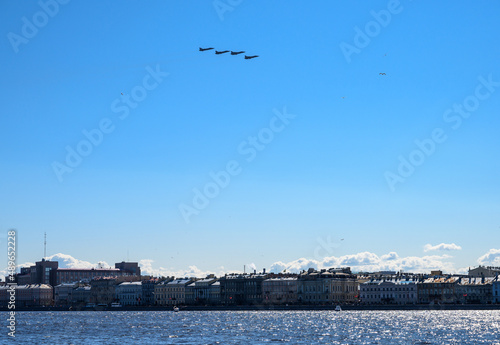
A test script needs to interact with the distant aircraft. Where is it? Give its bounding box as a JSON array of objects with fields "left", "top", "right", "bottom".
[
  {"left": 244, "top": 55, "right": 259, "bottom": 59},
  {"left": 121, "top": 93, "right": 123, "bottom": 95},
  {"left": 199, "top": 47, "right": 214, "bottom": 51},
  {"left": 231, "top": 51, "right": 245, "bottom": 55},
  {"left": 215, "top": 50, "right": 230, "bottom": 54},
  {"left": 379, "top": 73, "right": 386, "bottom": 75}
]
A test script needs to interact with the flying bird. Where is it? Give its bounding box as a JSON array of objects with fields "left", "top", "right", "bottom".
[
  {"left": 215, "top": 50, "right": 230, "bottom": 54},
  {"left": 121, "top": 93, "right": 123, "bottom": 95},
  {"left": 231, "top": 51, "right": 245, "bottom": 55},
  {"left": 379, "top": 73, "right": 386, "bottom": 75},
  {"left": 244, "top": 55, "right": 259, "bottom": 59},
  {"left": 199, "top": 47, "right": 214, "bottom": 51}
]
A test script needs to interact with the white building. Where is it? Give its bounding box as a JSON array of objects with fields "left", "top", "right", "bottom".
[
  {"left": 360, "top": 278, "right": 417, "bottom": 304},
  {"left": 115, "top": 281, "right": 142, "bottom": 306}
]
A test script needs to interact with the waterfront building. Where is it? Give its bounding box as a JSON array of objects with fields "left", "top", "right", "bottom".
[
  {"left": 0, "top": 284, "right": 53, "bottom": 307},
  {"left": 158, "top": 278, "right": 194, "bottom": 306},
  {"left": 417, "top": 276, "right": 460, "bottom": 304},
  {"left": 493, "top": 277, "right": 500, "bottom": 303},
  {"left": 219, "top": 272, "right": 268, "bottom": 305},
  {"left": 359, "top": 278, "right": 418, "bottom": 305},
  {"left": 54, "top": 283, "right": 76, "bottom": 305},
  {"left": 141, "top": 278, "right": 158, "bottom": 306},
  {"left": 71, "top": 285, "right": 91, "bottom": 305},
  {"left": 297, "top": 268, "right": 358, "bottom": 305},
  {"left": 456, "top": 277, "right": 494, "bottom": 304},
  {"left": 262, "top": 277, "right": 298, "bottom": 305},
  {"left": 209, "top": 281, "right": 220, "bottom": 304},
  {"left": 185, "top": 277, "right": 219, "bottom": 305},
  {"left": 115, "top": 281, "right": 143, "bottom": 306},
  {"left": 90, "top": 277, "right": 118, "bottom": 305},
  {"left": 153, "top": 278, "right": 175, "bottom": 306}
]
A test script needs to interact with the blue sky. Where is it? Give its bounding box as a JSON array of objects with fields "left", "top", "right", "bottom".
[{"left": 1, "top": 0, "right": 500, "bottom": 277}]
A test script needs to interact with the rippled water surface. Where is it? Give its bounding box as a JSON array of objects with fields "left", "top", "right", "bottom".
[{"left": 4, "top": 310, "right": 500, "bottom": 344}]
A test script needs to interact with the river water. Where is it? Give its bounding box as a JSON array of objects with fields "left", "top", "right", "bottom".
[{"left": 3, "top": 310, "right": 500, "bottom": 344}]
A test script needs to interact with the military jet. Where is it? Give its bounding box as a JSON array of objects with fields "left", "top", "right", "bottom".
[
  {"left": 244, "top": 55, "right": 259, "bottom": 59},
  {"left": 231, "top": 51, "right": 245, "bottom": 55},
  {"left": 199, "top": 47, "right": 214, "bottom": 51},
  {"left": 215, "top": 50, "right": 230, "bottom": 54},
  {"left": 379, "top": 73, "right": 386, "bottom": 75}
]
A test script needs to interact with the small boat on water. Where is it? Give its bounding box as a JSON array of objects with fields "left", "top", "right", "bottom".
[
  {"left": 111, "top": 303, "right": 122, "bottom": 308},
  {"left": 173, "top": 306, "right": 179, "bottom": 312},
  {"left": 335, "top": 305, "right": 342, "bottom": 311}
]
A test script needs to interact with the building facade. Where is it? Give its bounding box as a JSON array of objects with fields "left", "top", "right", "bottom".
[
  {"left": 262, "top": 278, "right": 298, "bottom": 305},
  {"left": 30, "top": 259, "right": 59, "bottom": 285},
  {"left": 155, "top": 279, "right": 194, "bottom": 306},
  {"left": 220, "top": 273, "right": 268, "bottom": 305},
  {"left": 115, "top": 262, "right": 141, "bottom": 277},
  {"left": 71, "top": 285, "right": 91, "bottom": 305},
  {"left": 418, "top": 277, "right": 460, "bottom": 304},
  {"left": 297, "top": 268, "right": 358, "bottom": 305},
  {"left": 141, "top": 278, "right": 158, "bottom": 306},
  {"left": 115, "top": 282, "right": 143, "bottom": 306},
  {"left": 493, "top": 277, "right": 500, "bottom": 304},
  {"left": 185, "top": 277, "right": 218, "bottom": 305},
  {"left": 360, "top": 278, "right": 418, "bottom": 304},
  {"left": 0, "top": 284, "right": 53, "bottom": 307},
  {"left": 90, "top": 277, "right": 117, "bottom": 305},
  {"left": 54, "top": 283, "right": 76, "bottom": 305},
  {"left": 456, "top": 277, "right": 494, "bottom": 304}
]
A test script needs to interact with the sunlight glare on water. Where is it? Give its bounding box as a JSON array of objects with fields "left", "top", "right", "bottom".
[{"left": 6, "top": 310, "right": 500, "bottom": 344}]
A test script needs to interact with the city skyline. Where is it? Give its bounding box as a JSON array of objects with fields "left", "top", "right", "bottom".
[{"left": 1, "top": 1, "right": 500, "bottom": 278}]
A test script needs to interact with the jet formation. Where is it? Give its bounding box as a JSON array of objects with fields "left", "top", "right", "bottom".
[{"left": 200, "top": 47, "right": 259, "bottom": 60}]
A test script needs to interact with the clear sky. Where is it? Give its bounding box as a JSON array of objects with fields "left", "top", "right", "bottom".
[{"left": 1, "top": 0, "right": 499, "bottom": 278}]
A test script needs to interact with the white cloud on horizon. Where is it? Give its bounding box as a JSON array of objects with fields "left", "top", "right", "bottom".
[
  {"left": 477, "top": 248, "right": 500, "bottom": 266},
  {"left": 139, "top": 259, "right": 227, "bottom": 278},
  {"left": 423, "top": 243, "right": 462, "bottom": 252},
  {"left": 46, "top": 253, "right": 112, "bottom": 269},
  {"left": 269, "top": 251, "right": 464, "bottom": 275}
]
